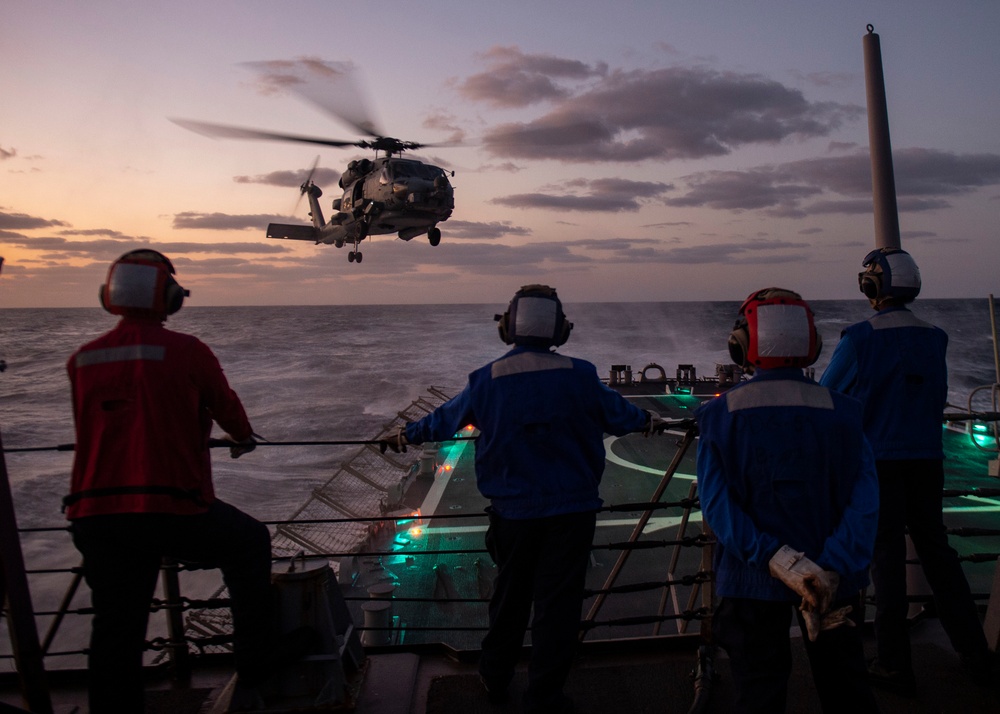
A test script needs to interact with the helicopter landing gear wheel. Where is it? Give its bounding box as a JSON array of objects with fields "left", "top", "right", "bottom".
[
  {"left": 355, "top": 251, "right": 363, "bottom": 263},
  {"left": 428, "top": 227, "right": 441, "bottom": 247},
  {"left": 348, "top": 251, "right": 356, "bottom": 262}
]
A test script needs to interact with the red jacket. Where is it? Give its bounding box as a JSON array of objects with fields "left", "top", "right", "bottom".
[{"left": 66, "top": 317, "right": 252, "bottom": 518}]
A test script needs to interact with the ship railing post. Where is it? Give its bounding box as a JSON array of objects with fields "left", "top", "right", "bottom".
[
  {"left": 0, "top": 427, "right": 54, "bottom": 714},
  {"left": 982, "top": 556, "right": 1000, "bottom": 653},
  {"left": 160, "top": 557, "right": 192, "bottom": 680},
  {"left": 580, "top": 423, "right": 698, "bottom": 639}
]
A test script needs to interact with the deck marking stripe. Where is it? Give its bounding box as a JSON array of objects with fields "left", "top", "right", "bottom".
[
  {"left": 419, "top": 438, "right": 471, "bottom": 516},
  {"left": 423, "top": 514, "right": 704, "bottom": 536},
  {"left": 603, "top": 435, "right": 696, "bottom": 480},
  {"left": 943, "top": 494, "right": 1000, "bottom": 514}
]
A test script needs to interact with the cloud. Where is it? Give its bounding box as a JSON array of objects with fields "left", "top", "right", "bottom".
[
  {"left": 0, "top": 145, "right": 16, "bottom": 161},
  {"left": 642, "top": 221, "right": 693, "bottom": 229},
  {"left": 172, "top": 212, "right": 297, "bottom": 230},
  {"left": 442, "top": 220, "right": 532, "bottom": 240},
  {"left": 1, "top": 235, "right": 288, "bottom": 259},
  {"left": 461, "top": 56, "right": 862, "bottom": 162},
  {"left": 605, "top": 238, "right": 811, "bottom": 265},
  {"left": 663, "top": 148, "right": 1000, "bottom": 216},
  {"left": 893, "top": 148, "right": 1000, "bottom": 196},
  {"left": 0, "top": 211, "right": 70, "bottom": 230},
  {"left": 790, "top": 70, "right": 856, "bottom": 88},
  {"left": 59, "top": 228, "right": 136, "bottom": 239},
  {"left": 234, "top": 167, "right": 342, "bottom": 188},
  {"left": 422, "top": 111, "right": 467, "bottom": 144},
  {"left": 492, "top": 177, "right": 673, "bottom": 212},
  {"left": 244, "top": 57, "right": 355, "bottom": 95},
  {"left": 480, "top": 161, "right": 526, "bottom": 173},
  {"left": 456, "top": 46, "right": 607, "bottom": 108},
  {"left": 664, "top": 170, "right": 820, "bottom": 212}
]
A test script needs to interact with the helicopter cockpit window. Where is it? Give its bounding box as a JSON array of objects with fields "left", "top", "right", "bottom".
[
  {"left": 380, "top": 160, "right": 444, "bottom": 184},
  {"left": 396, "top": 162, "right": 417, "bottom": 177}
]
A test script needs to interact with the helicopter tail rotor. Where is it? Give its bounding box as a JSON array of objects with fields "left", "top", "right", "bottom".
[{"left": 295, "top": 156, "right": 322, "bottom": 214}]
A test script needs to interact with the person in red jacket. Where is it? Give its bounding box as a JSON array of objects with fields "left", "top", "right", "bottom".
[{"left": 66, "top": 249, "right": 269, "bottom": 713}]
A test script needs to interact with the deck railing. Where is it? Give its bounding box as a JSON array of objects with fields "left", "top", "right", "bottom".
[{"left": 4, "top": 387, "right": 1000, "bottom": 713}]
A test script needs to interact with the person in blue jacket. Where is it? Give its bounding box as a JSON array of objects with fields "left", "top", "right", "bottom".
[
  {"left": 380, "top": 284, "right": 657, "bottom": 714},
  {"left": 697, "top": 288, "right": 879, "bottom": 714},
  {"left": 821, "top": 248, "right": 993, "bottom": 694}
]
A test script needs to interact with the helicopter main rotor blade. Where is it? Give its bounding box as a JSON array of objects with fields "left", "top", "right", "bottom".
[
  {"left": 170, "top": 117, "right": 363, "bottom": 149},
  {"left": 241, "top": 60, "right": 386, "bottom": 139}
]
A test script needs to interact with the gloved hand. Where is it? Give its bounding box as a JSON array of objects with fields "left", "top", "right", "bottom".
[
  {"left": 820, "top": 604, "right": 855, "bottom": 632},
  {"left": 815, "top": 571, "right": 839, "bottom": 614},
  {"left": 799, "top": 602, "right": 854, "bottom": 642},
  {"left": 378, "top": 426, "right": 409, "bottom": 454},
  {"left": 224, "top": 434, "right": 256, "bottom": 459},
  {"left": 644, "top": 410, "right": 669, "bottom": 437},
  {"left": 800, "top": 604, "right": 822, "bottom": 642},
  {"left": 768, "top": 545, "right": 836, "bottom": 609}
]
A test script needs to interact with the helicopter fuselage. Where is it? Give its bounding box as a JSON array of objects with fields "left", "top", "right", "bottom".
[{"left": 267, "top": 156, "right": 454, "bottom": 262}]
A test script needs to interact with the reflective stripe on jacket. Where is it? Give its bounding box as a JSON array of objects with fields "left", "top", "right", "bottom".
[{"left": 405, "top": 346, "right": 649, "bottom": 519}]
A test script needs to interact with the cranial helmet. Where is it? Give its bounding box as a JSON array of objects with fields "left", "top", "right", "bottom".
[
  {"left": 728, "top": 288, "right": 822, "bottom": 371},
  {"left": 495, "top": 284, "right": 573, "bottom": 348},
  {"left": 858, "top": 247, "right": 921, "bottom": 304},
  {"left": 99, "top": 249, "right": 189, "bottom": 319}
]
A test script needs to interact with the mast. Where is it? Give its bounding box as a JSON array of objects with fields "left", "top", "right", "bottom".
[{"left": 863, "top": 24, "right": 902, "bottom": 250}]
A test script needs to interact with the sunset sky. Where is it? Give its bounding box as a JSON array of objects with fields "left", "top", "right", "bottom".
[{"left": 2, "top": 1, "right": 999, "bottom": 307}]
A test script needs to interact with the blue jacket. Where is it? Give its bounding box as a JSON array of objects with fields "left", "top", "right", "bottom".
[
  {"left": 695, "top": 368, "right": 878, "bottom": 601},
  {"left": 820, "top": 306, "right": 947, "bottom": 460},
  {"left": 405, "top": 346, "right": 649, "bottom": 519}
]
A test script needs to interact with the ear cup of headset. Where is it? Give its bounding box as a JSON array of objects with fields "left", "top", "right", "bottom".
[
  {"left": 554, "top": 317, "right": 572, "bottom": 347},
  {"left": 860, "top": 272, "right": 881, "bottom": 299},
  {"left": 728, "top": 319, "right": 750, "bottom": 367},
  {"left": 164, "top": 276, "right": 186, "bottom": 315},
  {"left": 496, "top": 311, "right": 513, "bottom": 344}
]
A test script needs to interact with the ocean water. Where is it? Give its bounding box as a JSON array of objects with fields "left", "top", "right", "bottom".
[
  {"left": 1, "top": 299, "right": 999, "bottom": 668},
  {"left": 2, "top": 299, "right": 999, "bottom": 529}
]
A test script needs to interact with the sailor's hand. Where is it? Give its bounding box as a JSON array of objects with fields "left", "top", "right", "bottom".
[
  {"left": 644, "top": 410, "right": 669, "bottom": 437},
  {"left": 800, "top": 604, "right": 822, "bottom": 642},
  {"left": 799, "top": 601, "right": 853, "bottom": 642},
  {"left": 225, "top": 434, "right": 257, "bottom": 459},
  {"left": 820, "top": 603, "right": 854, "bottom": 632},
  {"left": 816, "top": 571, "right": 839, "bottom": 613},
  {"left": 378, "top": 427, "right": 408, "bottom": 454},
  {"left": 768, "top": 545, "right": 835, "bottom": 609}
]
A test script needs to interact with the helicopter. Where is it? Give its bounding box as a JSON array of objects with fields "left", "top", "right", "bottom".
[{"left": 170, "top": 62, "right": 455, "bottom": 264}]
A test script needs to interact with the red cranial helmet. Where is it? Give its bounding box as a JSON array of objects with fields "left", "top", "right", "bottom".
[
  {"left": 99, "top": 249, "right": 188, "bottom": 319},
  {"left": 727, "top": 287, "right": 822, "bottom": 371}
]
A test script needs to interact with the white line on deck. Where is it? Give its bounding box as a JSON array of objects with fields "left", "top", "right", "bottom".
[
  {"left": 417, "top": 437, "right": 472, "bottom": 516},
  {"left": 603, "top": 434, "right": 696, "bottom": 480}
]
